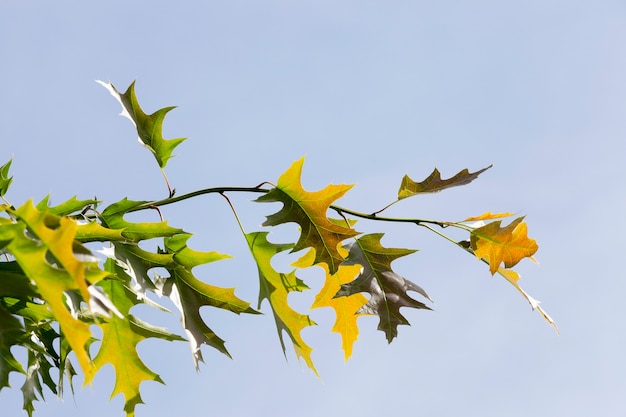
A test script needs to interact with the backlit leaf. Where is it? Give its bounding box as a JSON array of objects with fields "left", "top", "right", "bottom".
[
  {"left": 91, "top": 271, "right": 183, "bottom": 417},
  {"left": 497, "top": 268, "right": 558, "bottom": 332},
  {"left": 160, "top": 234, "right": 258, "bottom": 368},
  {"left": 398, "top": 165, "right": 492, "bottom": 199},
  {"left": 2, "top": 201, "right": 95, "bottom": 374},
  {"left": 256, "top": 157, "right": 359, "bottom": 274},
  {"left": 302, "top": 249, "right": 367, "bottom": 361},
  {"left": 462, "top": 211, "right": 515, "bottom": 222},
  {"left": 101, "top": 198, "right": 183, "bottom": 241},
  {"left": 246, "top": 231, "right": 317, "bottom": 374},
  {"left": 97, "top": 80, "right": 186, "bottom": 168},
  {"left": 470, "top": 216, "right": 538, "bottom": 274},
  {"left": 0, "top": 158, "right": 13, "bottom": 197},
  {"left": 36, "top": 196, "right": 97, "bottom": 217},
  {"left": 337, "top": 233, "right": 432, "bottom": 342}
]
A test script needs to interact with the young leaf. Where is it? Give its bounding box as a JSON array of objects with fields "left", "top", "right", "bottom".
[
  {"left": 337, "top": 233, "right": 432, "bottom": 342},
  {"left": 256, "top": 157, "right": 359, "bottom": 274},
  {"left": 97, "top": 81, "right": 186, "bottom": 168},
  {"left": 470, "top": 216, "right": 538, "bottom": 274},
  {"left": 245, "top": 231, "right": 317, "bottom": 374},
  {"left": 0, "top": 158, "right": 13, "bottom": 197},
  {"left": 300, "top": 249, "right": 367, "bottom": 361},
  {"left": 398, "top": 165, "right": 492, "bottom": 199}
]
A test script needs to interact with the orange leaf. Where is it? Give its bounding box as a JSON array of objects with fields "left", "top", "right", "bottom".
[{"left": 470, "top": 217, "right": 538, "bottom": 275}]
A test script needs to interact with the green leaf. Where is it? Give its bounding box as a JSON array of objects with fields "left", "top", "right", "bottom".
[
  {"left": 101, "top": 198, "right": 183, "bottom": 241},
  {"left": 256, "top": 157, "right": 359, "bottom": 274},
  {"left": 0, "top": 304, "right": 26, "bottom": 392},
  {"left": 36, "top": 196, "right": 98, "bottom": 217},
  {"left": 337, "top": 233, "right": 432, "bottom": 342},
  {"left": 101, "top": 242, "right": 173, "bottom": 300},
  {"left": 398, "top": 165, "right": 492, "bottom": 199},
  {"left": 91, "top": 274, "right": 172, "bottom": 417},
  {"left": 159, "top": 234, "right": 258, "bottom": 368},
  {"left": 245, "top": 231, "right": 317, "bottom": 374},
  {"left": 2, "top": 201, "right": 95, "bottom": 375},
  {"left": 0, "top": 158, "right": 13, "bottom": 197},
  {"left": 74, "top": 220, "right": 126, "bottom": 243},
  {"left": 97, "top": 80, "right": 186, "bottom": 169},
  {"left": 0, "top": 261, "right": 39, "bottom": 298}
]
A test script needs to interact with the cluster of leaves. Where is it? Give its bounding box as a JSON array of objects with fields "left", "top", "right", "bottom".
[{"left": 0, "top": 82, "right": 556, "bottom": 417}]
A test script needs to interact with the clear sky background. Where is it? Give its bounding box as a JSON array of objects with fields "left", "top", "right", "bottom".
[{"left": 1, "top": 1, "right": 625, "bottom": 416}]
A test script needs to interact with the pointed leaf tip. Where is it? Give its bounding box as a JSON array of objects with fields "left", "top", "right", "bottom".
[
  {"left": 338, "top": 233, "right": 431, "bottom": 343},
  {"left": 0, "top": 158, "right": 13, "bottom": 197},
  {"left": 98, "top": 80, "right": 186, "bottom": 168},
  {"left": 256, "top": 157, "right": 358, "bottom": 274},
  {"left": 398, "top": 165, "right": 492, "bottom": 199},
  {"left": 470, "top": 216, "right": 538, "bottom": 275}
]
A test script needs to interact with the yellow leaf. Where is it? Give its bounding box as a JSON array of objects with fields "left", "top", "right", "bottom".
[
  {"left": 309, "top": 260, "right": 367, "bottom": 361},
  {"left": 462, "top": 211, "right": 515, "bottom": 222},
  {"left": 257, "top": 157, "right": 358, "bottom": 274},
  {"left": 470, "top": 216, "right": 538, "bottom": 275}
]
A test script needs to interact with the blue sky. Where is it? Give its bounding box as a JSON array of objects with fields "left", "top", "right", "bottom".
[{"left": 1, "top": 1, "right": 625, "bottom": 416}]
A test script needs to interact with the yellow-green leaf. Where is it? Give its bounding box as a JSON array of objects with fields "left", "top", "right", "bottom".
[
  {"left": 246, "top": 231, "right": 317, "bottom": 374},
  {"left": 470, "top": 216, "right": 538, "bottom": 275},
  {"left": 3, "top": 202, "right": 94, "bottom": 375},
  {"left": 256, "top": 157, "right": 358, "bottom": 274}
]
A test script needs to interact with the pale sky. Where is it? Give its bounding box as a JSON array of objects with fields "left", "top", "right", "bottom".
[{"left": 1, "top": 1, "right": 625, "bottom": 416}]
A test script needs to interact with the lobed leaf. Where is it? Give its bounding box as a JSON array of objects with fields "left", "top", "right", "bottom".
[
  {"left": 256, "top": 157, "right": 359, "bottom": 274},
  {"left": 462, "top": 211, "right": 515, "bottom": 222},
  {"left": 101, "top": 198, "right": 183, "bottom": 241},
  {"left": 302, "top": 249, "right": 367, "bottom": 361},
  {"left": 36, "top": 196, "right": 97, "bottom": 217},
  {"left": 337, "top": 233, "right": 432, "bottom": 342},
  {"left": 246, "top": 231, "right": 317, "bottom": 374},
  {"left": 470, "top": 216, "right": 538, "bottom": 275},
  {"left": 2, "top": 201, "right": 96, "bottom": 374},
  {"left": 0, "top": 158, "right": 13, "bottom": 197},
  {"left": 91, "top": 275, "right": 170, "bottom": 417},
  {"left": 0, "top": 304, "right": 26, "bottom": 392},
  {"left": 97, "top": 80, "right": 186, "bottom": 169},
  {"left": 160, "top": 234, "right": 258, "bottom": 368},
  {"left": 398, "top": 165, "right": 492, "bottom": 199}
]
